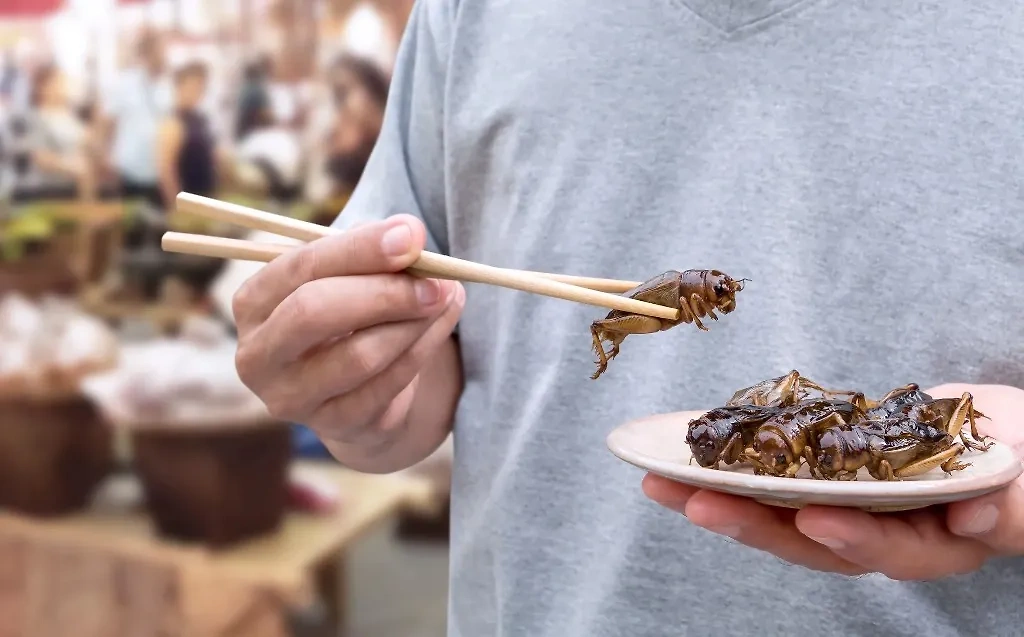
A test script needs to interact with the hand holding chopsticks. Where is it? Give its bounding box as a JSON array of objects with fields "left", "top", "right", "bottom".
[{"left": 163, "top": 193, "right": 679, "bottom": 320}]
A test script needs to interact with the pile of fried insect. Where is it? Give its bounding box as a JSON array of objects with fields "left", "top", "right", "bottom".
[{"left": 685, "top": 371, "right": 994, "bottom": 481}]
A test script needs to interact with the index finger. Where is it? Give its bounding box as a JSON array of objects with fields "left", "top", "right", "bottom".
[{"left": 233, "top": 214, "right": 427, "bottom": 329}]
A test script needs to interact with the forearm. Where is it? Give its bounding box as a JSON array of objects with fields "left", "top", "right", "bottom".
[
  {"left": 324, "top": 335, "right": 463, "bottom": 473},
  {"left": 31, "top": 150, "right": 81, "bottom": 177},
  {"left": 159, "top": 172, "right": 180, "bottom": 209},
  {"left": 157, "top": 120, "right": 183, "bottom": 206}
]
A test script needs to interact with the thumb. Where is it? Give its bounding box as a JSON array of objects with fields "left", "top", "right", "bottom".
[{"left": 947, "top": 480, "right": 1024, "bottom": 554}]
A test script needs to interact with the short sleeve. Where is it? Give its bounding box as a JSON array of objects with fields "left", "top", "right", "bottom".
[{"left": 330, "top": 0, "right": 453, "bottom": 256}]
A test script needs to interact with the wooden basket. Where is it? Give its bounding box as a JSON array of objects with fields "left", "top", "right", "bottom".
[
  {"left": 131, "top": 421, "right": 291, "bottom": 549},
  {"left": 1, "top": 200, "right": 126, "bottom": 297},
  {"left": 0, "top": 245, "right": 79, "bottom": 299},
  {"left": 0, "top": 394, "right": 114, "bottom": 516}
]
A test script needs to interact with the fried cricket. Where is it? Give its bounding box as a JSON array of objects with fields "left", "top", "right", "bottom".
[
  {"left": 589, "top": 270, "right": 746, "bottom": 379},
  {"left": 685, "top": 376, "right": 995, "bottom": 481}
]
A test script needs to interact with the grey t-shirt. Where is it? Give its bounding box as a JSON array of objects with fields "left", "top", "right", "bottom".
[{"left": 334, "top": 1, "right": 1024, "bottom": 635}]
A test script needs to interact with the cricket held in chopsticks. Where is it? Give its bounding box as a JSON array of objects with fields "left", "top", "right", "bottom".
[{"left": 163, "top": 192, "right": 748, "bottom": 380}]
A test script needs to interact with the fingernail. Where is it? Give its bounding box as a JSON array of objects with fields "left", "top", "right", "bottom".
[
  {"left": 415, "top": 279, "right": 441, "bottom": 306},
  {"left": 806, "top": 535, "right": 846, "bottom": 549},
  {"left": 381, "top": 224, "right": 412, "bottom": 256},
  {"left": 706, "top": 525, "right": 742, "bottom": 539},
  {"left": 962, "top": 504, "right": 999, "bottom": 536}
]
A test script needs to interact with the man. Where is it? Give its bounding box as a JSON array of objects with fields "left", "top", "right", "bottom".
[
  {"left": 233, "top": 1, "right": 1024, "bottom": 635},
  {"left": 100, "top": 29, "right": 171, "bottom": 209}
]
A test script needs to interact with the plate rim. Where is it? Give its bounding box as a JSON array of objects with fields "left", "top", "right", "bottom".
[{"left": 607, "top": 415, "right": 1024, "bottom": 502}]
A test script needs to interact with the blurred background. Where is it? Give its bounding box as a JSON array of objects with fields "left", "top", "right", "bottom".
[{"left": 0, "top": 2, "right": 451, "bottom": 636}]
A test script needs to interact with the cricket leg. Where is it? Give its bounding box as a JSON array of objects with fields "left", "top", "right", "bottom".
[
  {"left": 963, "top": 394, "right": 993, "bottom": 450},
  {"left": 686, "top": 294, "right": 711, "bottom": 330},
  {"left": 802, "top": 446, "right": 822, "bottom": 479},
  {"left": 800, "top": 378, "right": 861, "bottom": 404},
  {"left": 721, "top": 433, "right": 744, "bottom": 465},
  {"left": 869, "top": 459, "right": 896, "bottom": 481},
  {"left": 688, "top": 293, "right": 719, "bottom": 321},
  {"left": 588, "top": 315, "right": 663, "bottom": 379},
  {"left": 894, "top": 445, "right": 964, "bottom": 478},
  {"left": 949, "top": 393, "right": 991, "bottom": 452},
  {"left": 941, "top": 452, "right": 971, "bottom": 475},
  {"left": 589, "top": 326, "right": 611, "bottom": 380}
]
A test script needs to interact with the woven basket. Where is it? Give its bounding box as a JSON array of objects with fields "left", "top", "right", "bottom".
[
  {"left": 0, "top": 393, "right": 114, "bottom": 516},
  {"left": 131, "top": 420, "right": 291, "bottom": 548}
]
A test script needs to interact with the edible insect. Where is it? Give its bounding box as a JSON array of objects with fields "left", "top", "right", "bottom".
[
  {"left": 865, "top": 383, "right": 933, "bottom": 419},
  {"left": 685, "top": 405, "right": 778, "bottom": 469},
  {"left": 745, "top": 399, "right": 867, "bottom": 478},
  {"left": 589, "top": 270, "right": 746, "bottom": 379},
  {"left": 845, "top": 392, "right": 876, "bottom": 412},
  {"left": 815, "top": 416, "right": 969, "bottom": 481},
  {"left": 896, "top": 392, "right": 992, "bottom": 453},
  {"left": 725, "top": 370, "right": 860, "bottom": 409},
  {"left": 691, "top": 376, "right": 996, "bottom": 481}
]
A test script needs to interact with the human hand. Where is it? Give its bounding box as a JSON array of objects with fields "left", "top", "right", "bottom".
[
  {"left": 233, "top": 215, "right": 464, "bottom": 455},
  {"left": 643, "top": 384, "right": 1024, "bottom": 579}
]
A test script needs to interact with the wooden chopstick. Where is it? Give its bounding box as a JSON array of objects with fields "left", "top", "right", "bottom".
[
  {"left": 175, "top": 193, "right": 640, "bottom": 294},
  {"left": 162, "top": 232, "right": 294, "bottom": 262},
  {"left": 161, "top": 231, "right": 637, "bottom": 298},
  {"left": 168, "top": 193, "right": 677, "bottom": 320},
  {"left": 162, "top": 231, "right": 676, "bottom": 320}
]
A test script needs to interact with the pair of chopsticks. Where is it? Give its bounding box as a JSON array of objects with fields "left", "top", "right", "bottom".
[{"left": 161, "top": 193, "right": 679, "bottom": 320}]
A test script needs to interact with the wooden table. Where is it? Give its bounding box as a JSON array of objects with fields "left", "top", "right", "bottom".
[{"left": 0, "top": 462, "right": 434, "bottom": 637}]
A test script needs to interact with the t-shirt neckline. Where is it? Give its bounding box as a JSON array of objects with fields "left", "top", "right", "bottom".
[{"left": 670, "top": 0, "right": 818, "bottom": 33}]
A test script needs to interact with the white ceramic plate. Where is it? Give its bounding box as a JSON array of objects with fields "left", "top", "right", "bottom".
[{"left": 607, "top": 413, "right": 1024, "bottom": 512}]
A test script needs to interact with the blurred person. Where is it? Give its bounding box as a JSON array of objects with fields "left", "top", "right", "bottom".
[
  {"left": 234, "top": 56, "right": 273, "bottom": 141},
  {"left": 303, "top": 57, "right": 345, "bottom": 155},
  {"left": 16, "top": 63, "right": 97, "bottom": 200},
  {"left": 320, "top": 1, "right": 395, "bottom": 74},
  {"left": 157, "top": 62, "right": 218, "bottom": 209},
  {"left": 4, "top": 41, "right": 50, "bottom": 112},
  {"left": 100, "top": 29, "right": 171, "bottom": 209},
  {"left": 325, "top": 54, "right": 387, "bottom": 192},
  {"left": 231, "top": 2, "right": 1024, "bottom": 637},
  {"left": 319, "top": 0, "right": 416, "bottom": 75},
  {"left": 305, "top": 54, "right": 388, "bottom": 206},
  {"left": 304, "top": 0, "right": 399, "bottom": 154},
  {"left": 234, "top": 101, "right": 303, "bottom": 203},
  {"left": 262, "top": 54, "right": 310, "bottom": 131}
]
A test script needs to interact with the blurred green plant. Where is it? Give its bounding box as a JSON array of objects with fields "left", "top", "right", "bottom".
[
  {"left": 0, "top": 194, "right": 332, "bottom": 263},
  {"left": 0, "top": 204, "right": 76, "bottom": 262}
]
